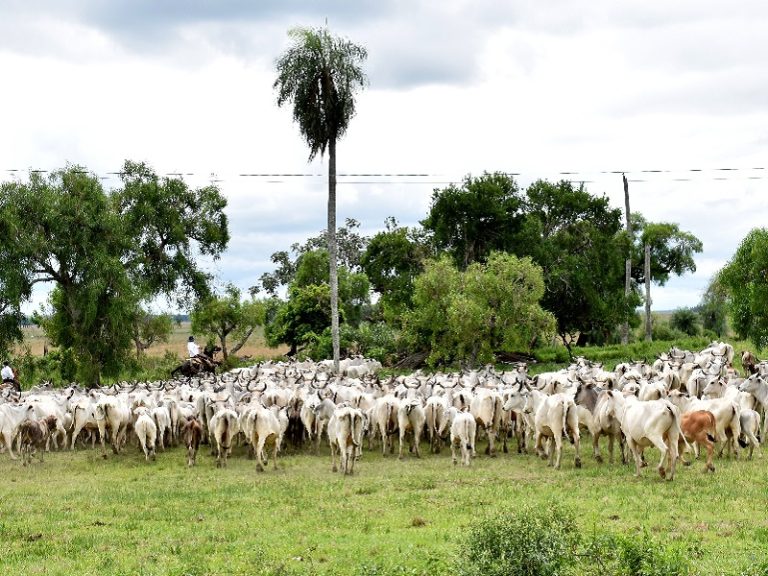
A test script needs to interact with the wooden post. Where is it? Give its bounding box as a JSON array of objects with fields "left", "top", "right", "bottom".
[
  {"left": 645, "top": 243, "right": 652, "bottom": 341},
  {"left": 621, "top": 174, "right": 632, "bottom": 344}
]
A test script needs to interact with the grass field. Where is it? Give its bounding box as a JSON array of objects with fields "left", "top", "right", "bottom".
[
  {"left": 1, "top": 436, "right": 767, "bottom": 576},
  {"left": 17, "top": 322, "right": 288, "bottom": 361}
]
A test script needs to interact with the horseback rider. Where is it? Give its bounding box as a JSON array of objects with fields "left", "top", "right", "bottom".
[
  {"left": 1, "top": 360, "right": 21, "bottom": 392},
  {"left": 187, "top": 336, "right": 201, "bottom": 359}
]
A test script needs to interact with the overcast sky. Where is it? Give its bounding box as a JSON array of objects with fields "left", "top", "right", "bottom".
[{"left": 2, "top": 0, "right": 767, "bottom": 313}]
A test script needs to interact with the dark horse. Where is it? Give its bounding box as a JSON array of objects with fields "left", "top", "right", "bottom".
[{"left": 170, "top": 345, "right": 222, "bottom": 378}]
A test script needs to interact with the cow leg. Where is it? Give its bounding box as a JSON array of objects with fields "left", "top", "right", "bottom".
[
  {"left": 645, "top": 434, "right": 671, "bottom": 480},
  {"left": 704, "top": 439, "right": 715, "bottom": 472},
  {"left": 573, "top": 431, "right": 582, "bottom": 469},
  {"left": 451, "top": 438, "right": 458, "bottom": 465},
  {"left": 626, "top": 438, "right": 643, "bottom": 477},
  {"left": 592, "top": 430, "right": 603, "bottom": 463},
  {"left": 330, "top": 440, "right": 338, "bottom": 472}
]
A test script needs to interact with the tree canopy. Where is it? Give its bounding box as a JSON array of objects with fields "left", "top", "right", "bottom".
[
  {"left": 191, "top": 285, "right": 266, "bottom": 360},
  {"left": 515, "top": 179, "right": 636, "bottom": 345},
  {"left": 718, "top": 228, "right": 768, "bottom": 347},
  {"left": 630, "top": 214, "right": 703, "bottom": 286},
  {"left": 422, "top": 172, "right": 524, "bottom": 269},
  {"left": 0, "top": 162, "right": 229, "bottom": 384},
  {"left": 403, "top": 253, "right": 556, "bottom": 367}
]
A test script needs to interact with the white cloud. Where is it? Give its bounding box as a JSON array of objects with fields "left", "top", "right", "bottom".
[{"left": 4, "top": 1, "right": 768, "bottom": 315}]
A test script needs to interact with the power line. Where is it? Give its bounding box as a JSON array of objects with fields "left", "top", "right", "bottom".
[{"left": 4, "top": 166, "right": 767, "bottom": 185}]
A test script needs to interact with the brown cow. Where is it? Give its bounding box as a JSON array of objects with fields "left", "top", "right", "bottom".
[
  {"left": 17, "top": 415, "right": 57, "bottom": 466},
  {"left": 678, "top": 410, "right": 717, "bottom": 473},
  {"left": 181, "top": 416, "right": 203, "bottom": 467}
]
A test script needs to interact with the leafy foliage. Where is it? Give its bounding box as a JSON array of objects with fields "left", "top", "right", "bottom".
[
  {"left": 422, "top": 172, "right": 523, "bottom": 269},
  {"left": 191, "top": 285, "right": 267, "bottom": 359},
  {"left": 264, "top": 250, "right": 369, "bottom": 356},
  {"left": 256, "top": 219, "right": 368, "bottom": 296},
  {"left": 718, "top": 228, "right": 768, "bottom": 347},
  {"left": 0, "top": 163, "right": 228, "bottom": 384},
  {"left": 697, "top": 275, "right": 729, "bottom": 338},
  {"left": 456, "top": 503, "right": 579, "bottom": 576},
  {"left": 670, "top": 307, "right": 700, "bottom": 336},
  {"left": 517, "top": 179, "right": 637, "bottom": 345},
  {"left": 403, "top": 253, "right": 555, "bottom": 367},
  {"left": 631, "top": 214, "right": 703, "bottom": 286},
  {"left": 361, "top": 218, "right": 432, "bottom": 322}
]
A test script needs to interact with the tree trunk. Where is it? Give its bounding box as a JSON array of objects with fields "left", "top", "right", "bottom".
[
  {"left": 328, "top": 137, "right": 340, "bottom": 373},
  {"left": 644, "top": 243, "right": 652, "bottom": 341},
  {"left": 621, "top": 173, "right": 632, "bottom": 344}
]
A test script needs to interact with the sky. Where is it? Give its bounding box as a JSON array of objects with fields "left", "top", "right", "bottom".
[{"left": 2, "top": 0, "right": 767, "bottom": 314}]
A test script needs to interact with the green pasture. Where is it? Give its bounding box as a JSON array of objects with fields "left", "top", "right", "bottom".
[{"left": 1, "top": 435, "right": 767, "bottom": 576}]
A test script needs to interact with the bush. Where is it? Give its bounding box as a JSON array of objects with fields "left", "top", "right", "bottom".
[
  {"left": 456, "top": 503, "right": 579, "bottom": 576},
  {"left": 670, "top": 308, "right": 701, "bottom": 336},
  {"left": 614, "top": 532, "right": 691, "bottom": 576}
]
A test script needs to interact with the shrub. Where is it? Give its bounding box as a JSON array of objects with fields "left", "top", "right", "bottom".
[
  {"left": 614, "top": 532, "right": 690, "bottom": 576},
  {"left": 456, "top": 503, "right": 579, "bottom": 576},
  {"left": 670, "top": 308, "right": 701, "bottom": 336}
]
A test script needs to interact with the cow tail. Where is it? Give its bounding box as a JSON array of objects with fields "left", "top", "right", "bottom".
[
  {"left": 669, "top": 404, "right": 692, "bottom": 452},
  {"left": 464, "top": 418, "right": 472, "bottom": 451},
  {"left": 562, "top": 398, "right": 569, "bottom": 441},
  {"left": 351, "top": 414, "right": 361, "bottom": 448},
  {"left": 222, "top": 412, "right": 230, "bottom": 444}
]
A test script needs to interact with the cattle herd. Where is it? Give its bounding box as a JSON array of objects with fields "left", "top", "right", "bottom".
[{"left": 1, "top": 343, "right": 767, "bottom": 481}]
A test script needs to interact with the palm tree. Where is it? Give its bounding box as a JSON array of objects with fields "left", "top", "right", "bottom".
[{"left": 274, "top": 26, "right": 368, "bottom": 373}]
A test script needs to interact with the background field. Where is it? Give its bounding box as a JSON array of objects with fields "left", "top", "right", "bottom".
[
  {"left": 17, "top": 321, "right": 288, "bottom": 361},
  {"left": 1, "top": 437, "right": 767, "bottom": 576}
]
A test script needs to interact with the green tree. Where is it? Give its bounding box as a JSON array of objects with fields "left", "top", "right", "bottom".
[
  {"left": 515, "top": 180, "right": 637, "bottom": 347},
  {"left": 0, "top": 163, "right": 228, "bottom": 385},
  {"left": 630, "top": 215, "right": 703, "bottom": 339},
  {"left": 191, "top": 285, "right": 267, "bottom": 360},
  {"left": 0, "top": 298, "right": 24, "bottom": 359},
  {"left": 255, "top": 218, "right": 368, "bottom": 296},
  {"left": 718, "top": 228, "right": 768, "bottom": 346},
  {"left": 131, "top": 310, "right": 174, "bottom": 358},
  {"left": 422, "top": 172, "right": 524, "bottom": 269},
  {"left": 360, "top": 217, "right": 432, "bottom": 322},
  {"left": 669, "top": 307, "right": 700, "bottom": 336},
  {"left": 274, "top": 26, "right": 368, "bottom": 372},
  {"left": 403, "top": 253, "right": 555, "bottom": 367},
  {"left": 697, "top": 275, "right": 728, "bottom": 338},
  {"left": 264, "top": 249, "right": 370, "bottom": 356}
]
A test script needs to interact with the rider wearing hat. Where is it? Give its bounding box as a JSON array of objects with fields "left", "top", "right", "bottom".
[
  {"left": 187, "top": 336, "right": 201, "bottom": 359},
  {"left": 1, "top": 360, "right": 20, "bottom": 392}
]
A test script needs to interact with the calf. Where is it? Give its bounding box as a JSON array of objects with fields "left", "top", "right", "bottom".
[
  {"left": 181, "top": 416, "right": 203, "bottom": 467},
  {"left": 17, "top": 415, "right": 58, "bottom": 466},
  {"left": 678, "top": 410, "right": 716, "bottom": 473}
]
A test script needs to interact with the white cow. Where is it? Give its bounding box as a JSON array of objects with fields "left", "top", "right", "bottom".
[
  {"left": 398, "top": 398, "right": 426, "bottom": 459},
  {"left": 133, "top": 407, "right": 157, "bottom": 462},
  {"left": 617, "top": 395, "right": 682, "bottom": 480},
  {"left": 327, "top": 405, "right": 365, "bottom": 474},
  {"left": 529, "top": 390, "right": 582, "bottom": 470},
  {"left": 440, "top": 407, "right": 476, "bottom": 466},
  {"left": 208, "top": 408, "right": 240, "bottom": 468}
]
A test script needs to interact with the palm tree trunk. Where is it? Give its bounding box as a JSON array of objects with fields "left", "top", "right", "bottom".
[
  {"left": 328, "top": 137, "right": 340, "bottom": 373},
  {"left": 621, "top": 173, "right": 632, "bottom": 344},
  {"left": 644, "top": 243, "right": 652, "bottom": 341}
]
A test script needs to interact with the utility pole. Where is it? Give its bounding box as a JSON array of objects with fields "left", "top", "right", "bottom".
[
  {"left": 644, "top": 243, "right": 652, "bottom": 341},
  {"left": 621, "top": 173, "right": 632, "bottom": 345}
]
